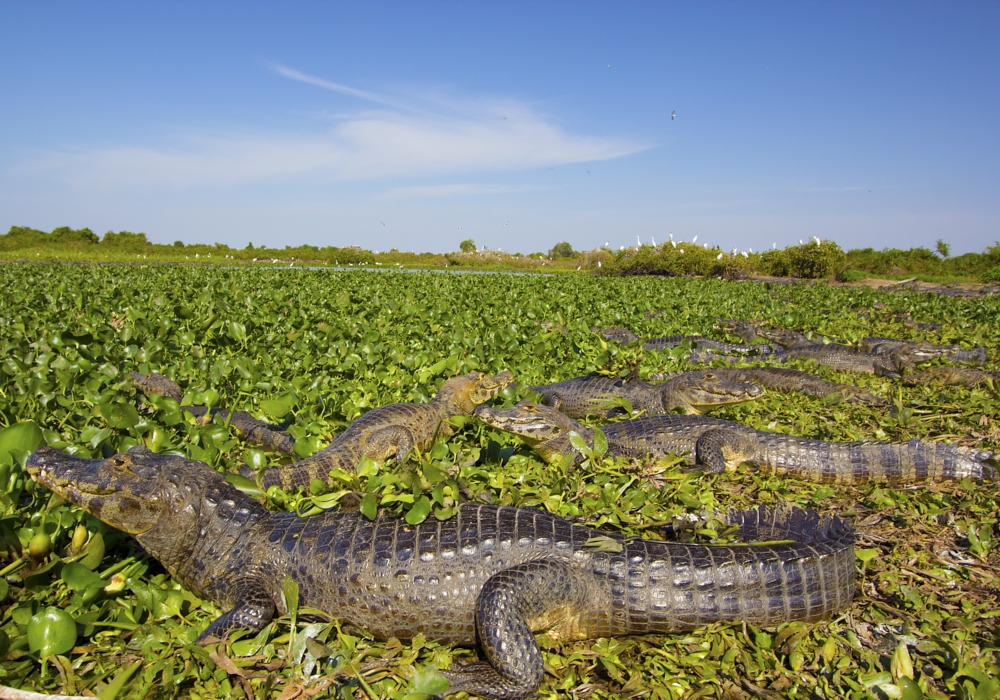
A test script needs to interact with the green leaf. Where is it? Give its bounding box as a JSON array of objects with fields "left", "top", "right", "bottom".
[
  {"left": 61, "top": 562, "right": 103, "bottom": 591},
  {"left": 261, "top": 397, "right": 294, "bottom": 420},
  {"left": 97, "top": 660, "right": 142, "bottom": 700},
  {"left": 281, "top": 576, "right": 299, "bottom": 619},
  {"left": 406, "top": 496, "right": 431, "bottom": 525},
  {"left": 27, "top": 606, "right": 77, "bottom": 657},
  {"left": 99, "top": 401, "right": 139, "bottom": 430},
  {"left": 592, "top": 426, "right": 608, "bottom": 456},
  {"left": 360, "top": 492, "right": 378, "bottom": 520},
  {"left": 243, "top": 449, "right": 267, "bottom": 470},
  {"left": 0, "top": 421, "right": 45, "bottom": 464},
  {"left": 855, "top": 548, "right": 880, "bottom": 563},
  {"left": 408, "top": 665, "right": 450, "bottom": 695},
  {"left": 226, "top": 472, "right": 264, "bottom": 498},
  {"left": 293, "top": 435, "right": 323, "bottom": 458},
  {"left": 568, "top": 431, "right": 590, "bottom": 455}
]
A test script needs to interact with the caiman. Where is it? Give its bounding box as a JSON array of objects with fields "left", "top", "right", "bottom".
[
  {"left": 134, "top": 370, "right": 514, "bottom": 490},
  {"left": 538, "top": 369, "right": 887, "bottom": 415},
  {"left": 691, "top": 344, "right": 928, "bottom": 378},
  {"left": 902, "top": 367, "right": 999, "bottom": 387},
  {"left": 27, "top": 445, "right": 855, "bottom": 699},
  {"left": 528, "top": 373, "right": 763, "bottom": 418},
  {"left": 649, "top": 369, "right": 887, "bottom": 406},
  {"left": 475, "top": 402, "right": 996, "bottom": 485},
  {"left": 252, "top": 370, "right": 513, "bottom": 490},
  {"left": 719, "top": 321, "right": 987, "bottom": 364},
  {"left": 593, "top": 327, "right": 780, "bottom": 355},
  {"left": 132, "top": 373, "right": 296, "bottom": 453}
]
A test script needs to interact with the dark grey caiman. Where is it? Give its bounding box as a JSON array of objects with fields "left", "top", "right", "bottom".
[
  {"left": 134, "top": 370, "right": 514, "bottom": 490},
  {"left": 902, "top": 367, "right": 1000, "bottom": 387},
  {"left": 528, "top": 373, "right": 763, "bottom": 418},
  {"left": 538, "top": 369, "right": 887, "bottom": 415},
  {"left": 476, "top": 402, "right": 996, "bottom": 485},
  {"left": 27, "top": 445, "right": 855, "bottom": 699},
  {"left": 593, "top": 327, "right": 781, "bottom": 355},
  {"left": 719, "top": 321, "right": 988, "bottom": 365},
  {"left": 132, "top": 373, "right": 296, "bottom": 453}
]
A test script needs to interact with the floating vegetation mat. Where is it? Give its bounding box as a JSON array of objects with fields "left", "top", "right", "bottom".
[{"left": 0, "top": 264, "right": 997, "bottom": 699}]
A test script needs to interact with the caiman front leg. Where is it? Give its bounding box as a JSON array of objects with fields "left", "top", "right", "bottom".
[
  {"left": 443, "top": 559, "right": 592, "bottom": 700},
  {"left": 362, "top": 425, "right": 420, "bottom": 463},
  {"left": 197, "top": 581, "right": 276, "bottom": 642},
  {"left": 694, "top": 428, "right": 761, "bottom": 473}
]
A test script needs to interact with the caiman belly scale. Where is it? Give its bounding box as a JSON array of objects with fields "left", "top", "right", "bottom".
[{"left": 27, "top": 446, "right": 855, "bottom": 699}]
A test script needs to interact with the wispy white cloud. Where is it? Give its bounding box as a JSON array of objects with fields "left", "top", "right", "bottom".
[
  {"left": 376, "top": 183, "right": 549, "bottom": 199},
  {"left": 15, "top": 68, "right": 648, "bottom": 190},
  {"left": 798, "top": 185, "right": 868, "bottom": 192}
]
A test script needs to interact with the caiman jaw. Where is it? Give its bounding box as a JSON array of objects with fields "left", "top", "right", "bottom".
[
  {"left": 475, "top": 401, "right": 577, "bottom": 444},
  {"left": 471, "top": 369, "right": 515, "bottom": 403},
  {"left": 26, "top": 447, "right": 165, "bottom": 535}
]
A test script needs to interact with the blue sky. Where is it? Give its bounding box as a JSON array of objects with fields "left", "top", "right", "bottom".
[{"left": 1, "top": 1, "right": 997, "bottom": 255}]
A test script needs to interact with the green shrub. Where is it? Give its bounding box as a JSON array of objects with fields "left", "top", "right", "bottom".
[
  {"left": 782, "top": 240, "right": 845, "bottom": 278},
  {"left": 548, "top": 241, "right": 576, "bottom": 259},
  {"left": 982, "top": 265, "right": 1000, "bottom": 283},
  {"left": 837, "top": 269, "right": 869, "bottom": 283}
]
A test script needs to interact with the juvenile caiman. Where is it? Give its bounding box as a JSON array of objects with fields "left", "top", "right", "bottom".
[
  {"left": 252, "top": 370, "right": 513, "bottom": 490},
  {"left": 593, "top": 327, "right": 781, "bottom": 355},
  {"left": 135, "top": 370, "right": 514, "bottom": 490},
  {"left": 476, "top": 402, "right": 996, "bottom": 485},
  {"left": 691, "top": 344, "right": 925, "bottom": 378},
  {"left": 27, "top": 445, "right": 855, "bottom": 699},
  {"left": 651, "top": 369, "right": 887, "bottom": 406},
  {"left": 528, "top": 373, "right": 763, "bottom": 418},
  {"left": 132, "top": 373, "right": 296, "bottom": 453},
  {"left": 902, "top": 367, "right": 1000, "bottom": 387},
  {"left": 719, "top": 321, "right": 987, "bottom": 364},
  {"left": 537, "top": 369, "right": 886, "bottom": 416}
]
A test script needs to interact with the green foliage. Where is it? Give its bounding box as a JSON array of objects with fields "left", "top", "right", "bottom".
[
  {"left": 0, "top": 265, "right": 997, "bottom": 698},
  {"left": 459, "top": 238, "right": 476, "bottom": 253},
  {"left": 837, "top": 268, "right": 869, "bottom": 283},
  {"left": 548, "top": 241, "right": 576, "bottom": 259},
  {"left": 936, "top": 239, "right": 951, "bottom": 259},
  {"left": 982, "top": 264, "right": 1000, "bottom": 283}
]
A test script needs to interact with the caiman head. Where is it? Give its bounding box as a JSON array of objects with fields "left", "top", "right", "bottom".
[
  {"left": 662, "top": 372, "right": 763, "bottom": 415},
  {"left": 591, "top": 327, "right": 641, "bottom": 344},
  {"left": 475, "top": 401, "right": 591, "bottom": 464},
  {"left": 716, "top": 319, "right": 761, "bottom": 343},
  {"left": 435, "top": 369, "right": 515, "bottom": 413},
  {"left": 26, "top": 446, "right": 263, "bottom": 538},
  {"left": 755, "top": 328, "right": 812, "bottom": 348}
]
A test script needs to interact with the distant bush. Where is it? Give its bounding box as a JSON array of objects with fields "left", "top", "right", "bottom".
[
  {"left": 783, "top": 240, "right": 845, "bottom": 278},
  {"left": 0, "top": 226, "right": 99, "bottom": 250},
  {"left": 837, "top": 269, "right": 869, "bottom": 283},
  {"left": 983, "top": 265, "right": 1000, "bottom": 283},
  {"left": 548, "top": 241, "right": 576, "bottom": 259},
  {"left": 102, "top": 231, "right": 150, "bottom": 249},
  {"left": 459, "top": 239, "right": 476, "bottom": 253}
]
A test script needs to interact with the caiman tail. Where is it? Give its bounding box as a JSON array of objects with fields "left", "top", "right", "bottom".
[
  {"left": 754, "top": 435, "right": 996, "bottom": 485},
  {"left": 446, "top": 505, "right": 855, "bottom": 699}
]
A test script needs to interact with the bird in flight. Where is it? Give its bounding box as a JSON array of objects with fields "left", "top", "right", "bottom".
[
  {"left": 380, "top": 221, "right": 385, "bottom": 226},
  {"left": 671, "top": 111, "right": 676, "bottom": 120},
  {"left": 502, "top": 116, "right": 507, "bottom": 120},
  {"left": 607, "top": 63, "right": 611, "bottom": 68}
]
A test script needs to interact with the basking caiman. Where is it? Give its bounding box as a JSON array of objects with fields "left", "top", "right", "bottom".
[
  {"left": 476, "top": 402, "right": 996, "bottom": 485},
  {"left": 649, "top": 369, "right": 887, "bottom": 406},
  {"left": 902, "top": 367, "right": 1000, "bottom": 387},
  {"left": 132, "top": 373, "right": 296, "bottom": 453},
  {"left": 253, "top": 370, "right": 513, "bottom": 490},
  {"left": 719, "top": 321, "right": 987, "bottom": 364},
  {"left": 27, "top": 445, "right": 855, "bottom": 699},
  {"left": 593, "top": 327, "right": 780, "bottom": 355},
  {"left": 135, "top": 370, "right": 514, "bottom": 490},
  {"left": 528, "top": 373, "right": 763, "bottom": 418}
]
